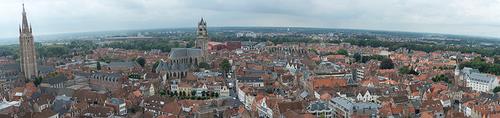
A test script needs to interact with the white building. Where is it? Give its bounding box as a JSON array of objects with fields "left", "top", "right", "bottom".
[
  {"left": 256, "top": 98, "right": 273, "bottom": 118},
  {"left": 236, "top": 77, "right": 264, "bottom": 87},
  {"left": 461, "top": 67, "right": 499, "bottom": 93},
  {"left": 236, "top": 85, "right": 255, "bottom": 110},
  {"left": 329, "top": 97, "right": 379, "bottom": 118},
  {"left": 307, "top": 101, "right": 334, "bottom": 118},
  {"left": 0, "top": 98, "right": 20, "bottom": 111},
  {"left": 355, "top": 91, "right": 378, "bottom": 103}
]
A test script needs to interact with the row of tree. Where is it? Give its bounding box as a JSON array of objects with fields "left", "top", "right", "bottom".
[
  {"left": 103, "top": 40, "right": 181, "bottom": 52},
  {"left": 399, "top": 66, "right": 419, "bottom": 75},
  {"left": 160, "top": 90, "right": 220, "bottom": 99},
  {"left": 431, "top": 74, "right": 451, "bottom": 83},
  {"left": 343, "top": 38, "right": 500, "bottom": 57},
  {"left": 351, "top": 53, "right": 394, "bottom": 69},
  {"left": 460, "top": 57, "right": 500, "bottom": 75},
  {"left": 0, "top": 40, "right": 98, "bottom": 59}
]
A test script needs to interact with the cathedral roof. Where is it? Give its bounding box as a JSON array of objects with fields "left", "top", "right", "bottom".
[
  {"left": 107, "top": 61, "right": 139, "bottom": 69},
  {"left": 0, "top": 63, "right": 20, "bottom": 71},
  {"left": 169, "top": 48, "right": 203, "bottom": 59},
  {"left": 156, "top": 61, "right": 189, "bottom": 72},
  {"left": 42, "top": 74, "right": 67, "bottom": 85}
]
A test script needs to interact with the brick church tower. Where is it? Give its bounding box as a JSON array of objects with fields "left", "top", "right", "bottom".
[{"left": 19, "top": 4, "right": 38, "bottom": 79}]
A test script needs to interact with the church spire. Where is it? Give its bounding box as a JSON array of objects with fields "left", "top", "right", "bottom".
[
  {"left": 18, "top": 3, "right": 38, "bottom": 80},
  {"left": 200, "top": 17, "right": 208, "bottom": 25},
  {"left": 21, "top": 3, "right": 30, "bottom": 32}
]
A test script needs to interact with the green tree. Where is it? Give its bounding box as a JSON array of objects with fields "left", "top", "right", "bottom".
[
  {"left": 38, "top": 45, "right": 71, "bottom": 58},
  {"left": 181, "top": 91, "right": 186, "bottom": 96},
  {"left": 493, "top": 86, "right": 500, "bottom": 93},
  {"left": 198, "top": 62, "right": 210, "bottom": 69},
  {"left": 152, "top": 60, "right": 160, "bottom": 72},
  {"left": 186, "top": 40, "right": 195, "bottom": 48},
  {"left": 432, "top": 74, "right": 450, "bottom": 83},
  {"left": 136, "top": 57, "right": 146, "bottom": 67},
  {"left": 336, "top": 49, "right": 349, "bottom": 56},
  {"left": 201, "top": 91, "right": 207, "bottom": 97},
  {"left": 494, "top": 56, "right": 500, "bottom": 64},
  {"left": 159, "top": 90, "right": 166, "bottom": 96},
  {"left": 191, "top": 90, "right": 197, "bottom": 96},
  {"left": 96, "top": 62, "right": 102, "bottom": 70},
  {"left": 399, "top": 66, "right": 419, "bottom": 75},
  {"left": 33, "top": 77, "right": 43, "bottom": 87},
  {"left": 220, "top": 59, "right": 231, "bottom": 73},
  {"left": 460, "top": 57, "right": 500, "bottom": 75},
  {"left": 353, "top": 53, "right": 362, "bottom": 62},
  {"left": 173, "top": 91, "right": 178, "bottom": 96},
  {"left": 380, "top": 58, "right": 394, "bottom": 69},
  {"left": 210, "top": 92, "right": 216, "bottom": 97}
]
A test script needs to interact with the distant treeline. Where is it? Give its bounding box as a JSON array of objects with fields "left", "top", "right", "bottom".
[
  {"left": 103, "top": 40, "right": 182, "bottom": 52},
  {"left": 0, "top": 40, "right": 98, "bottom": 59},
  {"left": 460, "top": 57, "right": 500, "bottom": 75},
  {"left": 342, "top": 39, "right": 500, "bottom": 56},
  {"left": 212, "top": 35, "right": 499, "bottom": 57}
]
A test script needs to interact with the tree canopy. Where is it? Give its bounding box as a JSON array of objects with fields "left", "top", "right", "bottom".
[
  {"left": 493, "top": 86, "right": 500, "bottom": 93},
  {"left": 432, "top": 74, "right": 451, "bottom": 83},
  {"left": 198, "top": 62, "right": 211, "bottom": 69},
  {"left": 399, "top": 66, "right": 419, "bottom": 75},
  {"left": 136, "top": 57, "right": 146, "bottom": 67},
  {"left": 336, "top": 49, "right": 349, "bottom": 56},
  {"left": 220, "top": 59, "right": 231, "bottom": 73},
  {"left": 96, "top": 62, "right": 102, "bottom": 70},
  {"left": 152, "top": 60, "right": 160, "bottom": 72},
  {"left": 103, "top": 40, "right": 181, "bottom": 52},
  {"left": 379, "top": 58, "right": 394, "bottom": 69},
  {"left": 460, "top": 57, "right": 500, "bottom": 75},
  {"left": 33, "top": 77, "right": 43, "bottom": 87}
]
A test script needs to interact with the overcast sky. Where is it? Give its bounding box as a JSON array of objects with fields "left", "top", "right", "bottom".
[{"left": 0, "top": 0, "right": 499, "bottom": 39}]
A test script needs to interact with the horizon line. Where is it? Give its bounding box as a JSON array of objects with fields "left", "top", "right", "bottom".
[{"left": 0, "top": 26, "right": 499, "bottom": 40}]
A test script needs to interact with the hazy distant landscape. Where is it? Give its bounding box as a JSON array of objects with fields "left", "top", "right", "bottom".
[{"left": 1, "top": 27, "right": 499, "bottom": 45}]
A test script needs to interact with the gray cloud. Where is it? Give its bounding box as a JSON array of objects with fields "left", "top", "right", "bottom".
[{"left": 0, "top": 0, "right": 499, "bottom": 39}]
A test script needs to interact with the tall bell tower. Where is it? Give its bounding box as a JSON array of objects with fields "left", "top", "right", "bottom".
[
  {"left": 19, "top": 4, "right": 38, "bottom": 79},
  {"left": 195, "top": 18, "right": 209, "bottom": 57}
]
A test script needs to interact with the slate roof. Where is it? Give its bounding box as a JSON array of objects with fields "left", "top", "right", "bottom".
[
  {"left": 331, "top": 97, "right": 379, "bottom": 113},
  {"left": 109, "top": 98, "right": 125, "bottom": 105},
  {"left": 331, "top": 97, "right": 354, "bottom": 111},
  {"left": 300, "top": 91, "right": 309, "bottom": 99},
  {"left": 91, "top": 72, "right": 122, "bottom": 81},
  {"left": 169, "top": 48, "right": 203, "bottom": 59},
  {"left": 193, "top": 71, "right": 222, "bottom": 78},
  {"left": 237, "top": 76, "right": 264, "bottom": 83},
  {"left": 38, "top": 65, "right": 55, "bottom": 74},
  {"left": 73, "top": 71, "right": 92, "bottom": 78},
  {"left": 0, "top": 76, "right": 18, "bottom": 81},
  {"left": 307, "top": 101, "right": 330, "bottom": 111},
  {"left": 0, "top": 63, "right": 20, "bottom": 71},
  {"left": 107, "top": 61, "right": 138, "bottom": 69},
  {"left": 52, "top": 95, "right": 72, "bottom": 114},
  {"left": 42, "top": 74, "right": 67, "bottom": 85},
  {"left": 469, "top": 72, "right": 496, "bottom": 83},
  {"left": 156, "top": 61, "right": 189, "bottom": 72}
]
